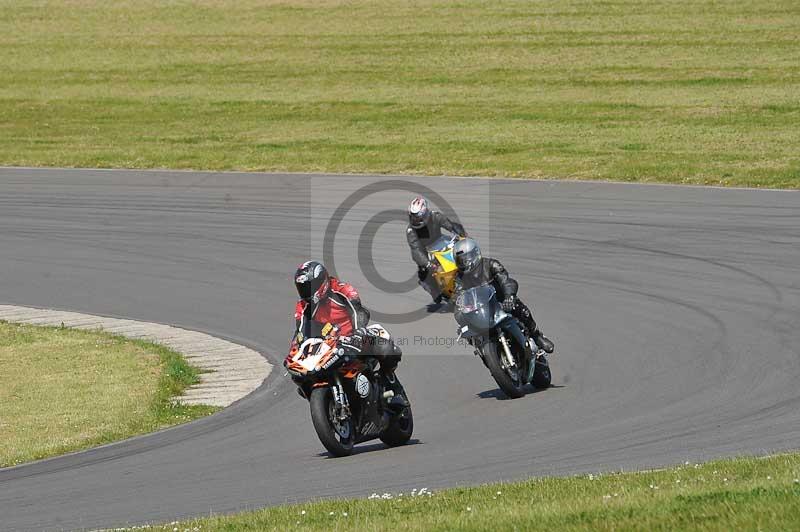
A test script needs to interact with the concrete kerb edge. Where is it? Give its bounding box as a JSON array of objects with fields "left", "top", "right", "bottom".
[{"left": 0, "top": 304, "right": 272, "bottom": 408}]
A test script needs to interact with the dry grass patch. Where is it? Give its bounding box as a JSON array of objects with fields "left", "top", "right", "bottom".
[
  {"left": 0, "top": 0, "right": 798, "bottom": 187},
  {"left": 0, "top": 321, "right": 216, "bottom": 467},
  {"left": 135, "top": 453, "right": 800, "bottom": 531}
]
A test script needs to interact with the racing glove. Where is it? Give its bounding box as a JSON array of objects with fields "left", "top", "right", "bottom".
[
  {"left": 417, "top": 266, "right": 428, "bottom": 281},
  {"left": 340, "top": 327, "right": 368, "bottom": 352},
  {"left": 501, "top": 295, "right": 516, "bottom": 312}
]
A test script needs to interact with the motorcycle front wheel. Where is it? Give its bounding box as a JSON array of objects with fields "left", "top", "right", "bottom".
[
  {"left": 482, "top": 340, "right": 525, "bottom": 399},
  {"left": 310, "top": 387, "right": 355, "bottom": 457}
]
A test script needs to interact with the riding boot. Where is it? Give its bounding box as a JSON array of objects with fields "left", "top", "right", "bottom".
[
  {"left": 531, "top": 328, "right": 554, "bottom": 354},
  {"left": 514, "top": 300, "right": 554, "bottom": 354},
  {"left": 418, "top": 266, "right": 443, "bottom": 304}
]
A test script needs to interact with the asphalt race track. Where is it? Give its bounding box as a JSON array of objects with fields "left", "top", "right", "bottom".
[{"left": 1, "top": 168, "right": 798, "bottom": 531}]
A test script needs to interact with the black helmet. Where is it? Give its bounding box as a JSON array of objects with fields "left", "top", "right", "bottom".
[
  {"left": 454, "top": 238, "right": 482, "bottom": 273},
  {"left": 294, "top": 261, "right": 330, "bottom": 304},
  {"left": 408, "top": 196, "right": 432, "bottom": 229}
]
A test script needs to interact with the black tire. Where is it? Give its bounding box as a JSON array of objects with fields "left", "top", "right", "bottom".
[
  {"left": 532, "top": 358, "right": 552, "bottom": 389},
  {"left": 482, "top": 340, "right": 525, "bottom": 399},
  {"left": 309, "top": 387, "right": 355, "bottom": 457},
  {"left": 380, "top": 403, "right": 414, "bottom": 447}
]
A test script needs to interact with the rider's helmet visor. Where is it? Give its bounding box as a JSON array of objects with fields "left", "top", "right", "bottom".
[{"left": 455, "top": 247, "right": 481, "bottom": 272}]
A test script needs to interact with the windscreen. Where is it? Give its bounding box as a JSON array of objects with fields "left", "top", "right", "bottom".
[
  {"left": 427, "top": 235, "right": 453, "bottom": 252},
  {"left": 455, "top": 285, "right": 496, "bottom": 314}
]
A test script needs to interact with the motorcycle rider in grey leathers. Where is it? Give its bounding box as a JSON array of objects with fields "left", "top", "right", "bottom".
[{"left": 406, "top": 196, "right": 467, "bottom": 303}]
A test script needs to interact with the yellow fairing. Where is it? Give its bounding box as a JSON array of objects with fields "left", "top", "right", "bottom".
[{"left": 432, "top": 249, "right": 458, "bottom": 298}]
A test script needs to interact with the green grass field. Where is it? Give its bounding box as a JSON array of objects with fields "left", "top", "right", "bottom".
[
  {"left": 1, "top": 0, "right": 799, "bottom": 187},
  {"left": 0, "top": 321, "right": 216, "bottom": 467},
  {"left": 136, "top": 453, "right": 800, "bottom": 531}
]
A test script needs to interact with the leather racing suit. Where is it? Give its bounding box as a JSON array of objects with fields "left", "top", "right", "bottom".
[
  {"left": 454, "top": 257, "right": 553, "bottom": 353},
  {"left": 288, "top": 277, "right": 404, "bottom": 393}
]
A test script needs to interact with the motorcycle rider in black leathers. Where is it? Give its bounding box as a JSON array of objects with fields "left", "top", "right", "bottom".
[
  {"left": 406, "top": 196, "right": 467, "bottom": 303},
  {"left": 453, "top": 238, "right": 554, "bottom": 354}
]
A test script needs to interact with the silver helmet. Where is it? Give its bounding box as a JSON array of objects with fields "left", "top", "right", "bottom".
[
  {"left": 408, "top": 196, "right": 432, "bottom": 229},
  {"left": 454, "top": 238, "right": 481, "bottom": 273}
]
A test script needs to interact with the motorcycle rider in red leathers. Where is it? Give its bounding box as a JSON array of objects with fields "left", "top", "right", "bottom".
[{"left": 285, "top": 260, "right": 406, "bottom": 404}]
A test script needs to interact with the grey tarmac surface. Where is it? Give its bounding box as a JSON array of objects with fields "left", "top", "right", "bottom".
[{"left": 0, "top": 167, "right": 798, "bottom": 531}]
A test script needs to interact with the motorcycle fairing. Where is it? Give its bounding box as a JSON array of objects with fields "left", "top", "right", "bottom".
[{"left": 425, "top": 235, "right": 462, "bottom": 299}]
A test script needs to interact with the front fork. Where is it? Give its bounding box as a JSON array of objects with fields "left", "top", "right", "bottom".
[
  {"left": 498, "top": 321, "right": 532, "bottom": 382},
  {"left": 472, "top": 334, "right": 518, "bottom": 371},
  {"left": 498, "top": 332, "right": 516, "bottom": 370},
  {"left": 330, "top": 375, "right": 351, "bottom": 422}
]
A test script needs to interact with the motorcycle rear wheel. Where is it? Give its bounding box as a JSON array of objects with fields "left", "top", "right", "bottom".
[
  {"left": 482, "top": 340, "right": 525, "bottom": 399},
  {"left": 532, "top": 357, "right": 552, "bottom": 389},
  {"left": 380, "top": 403, "right": 414, "bottom": 447},
  {"left": 310, "top": 387, "right": 355, "bottom": 457}
]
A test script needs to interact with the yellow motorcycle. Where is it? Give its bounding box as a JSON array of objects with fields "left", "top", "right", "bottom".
[{"left": 426, "top": 234, "right": 463, "bottom": 301}]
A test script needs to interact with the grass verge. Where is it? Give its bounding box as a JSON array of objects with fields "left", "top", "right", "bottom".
[
  {"left": 0, "top": 320, "right": 217, "bottom": 467},
  {"left": 138, "top": 453, "right": 800, "bottom": 531},
  {"left": 1, "top": 0, "right": 799, "bottom": 188}
]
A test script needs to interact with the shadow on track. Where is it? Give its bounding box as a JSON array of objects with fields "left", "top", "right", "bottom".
[
  {"left": 477, "top": 384, "right": 565, "bottom": 401},
  {"left": 317, "top": 439, "right": 424, "bottom": 459}
]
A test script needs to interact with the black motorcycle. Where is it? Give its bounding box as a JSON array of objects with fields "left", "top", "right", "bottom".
[{"left": 285, "top": 324, "right": 413, "bottom": 457}]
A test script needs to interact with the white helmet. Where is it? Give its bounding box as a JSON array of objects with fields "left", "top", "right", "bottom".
[
  {"left": 408, "top": 196, "right": 432, "bottom": 229},
  {"left": 454, "top": 238, "right": 482, "bottom": 273}
]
